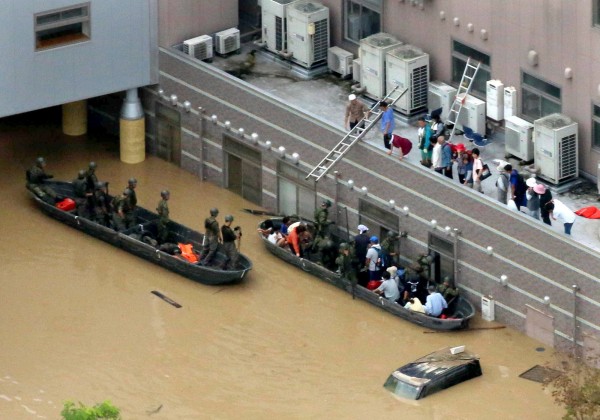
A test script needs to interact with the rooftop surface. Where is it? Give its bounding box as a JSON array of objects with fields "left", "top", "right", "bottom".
[{"left": 210, "top": 43, "right": 600, "bottom": 253}]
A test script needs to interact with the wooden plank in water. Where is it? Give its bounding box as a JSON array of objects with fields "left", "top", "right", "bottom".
[{"left": 151, "top": 290, "right": 182, "bottom": 308}]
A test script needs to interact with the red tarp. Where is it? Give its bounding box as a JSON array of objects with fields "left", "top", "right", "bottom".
[{"left": 575, "top": 206, "right": 600, "bottom": 219}]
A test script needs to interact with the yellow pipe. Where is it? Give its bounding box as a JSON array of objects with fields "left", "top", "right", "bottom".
[
  {"left": 62, "top": 100, "right": 87, "bottom": 136},
  {"left": 119, "top": 118, "right": 145, "bottom": 164}
]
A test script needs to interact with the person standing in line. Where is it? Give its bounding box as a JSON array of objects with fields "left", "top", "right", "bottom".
[
  {"left": 537, "top": 184, "right": 553, "bottom": 226},
  {"left": 472, "top": 148, "right": 484, "bottom": 193},
  {"left": 460, "top": 153, "right": 474, "bottom": 188},
  {"left": 156, "top": 190, "right": 170, "bottom": 244},
  {"left": 221, "top": 215, "right": 240, "bottom": 270},
  {"left": 379, "top": 101, "right": 395, "bottom": 150},
  {"left": 201, "top": 208, "right": 221, "bottom": 265},
  {"left": 495, "top": 164, "right": 510, "bottom": 205},
  {"left": 417, "top": 116, "right": 432, "bottom": 167},
  {"left": 525, "top": 178, "right": 541, "bottom": 220},
  {"left": 440, "top": 136, "right": 453, "bottom": 179},
  {"left": 430, "top": 114, "right": 445, "bottom": 145},
  {"left": 506, "top": 164, "right": 527, "bottom": 211},
  {"left": 545, "top": 199, "right": 576, "bottom": 235},
  {"left": 431, "top": 136, "right": 444, "bottom": 174},
  {"left": 344, "top": 94, "right": 369, "bottom": 130}
]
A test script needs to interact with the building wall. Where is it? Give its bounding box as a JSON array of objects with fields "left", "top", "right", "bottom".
[
  {"left": 148, "top": 48, "right": 600, "bottom": 351},
  {"left": 0, "top": 0, "right": 158, "bottom": 118},
  {"left": 157, "top": 0, "right": 238, "bottom": 48},
  {"left": 313, "top": 0, "right": 600, "bottom": 178}
]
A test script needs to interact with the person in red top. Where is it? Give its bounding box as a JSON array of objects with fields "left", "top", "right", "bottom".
[
  {"left": 287, "top": 224, "right": 308, "bottom": 257},
  {"left": 387, "top": 134, "right": 413, "bottom": 160}
]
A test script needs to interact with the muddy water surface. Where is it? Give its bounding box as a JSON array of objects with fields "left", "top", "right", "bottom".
[{"left": 0, "top": 111, "right": 560, "bottom": 419}]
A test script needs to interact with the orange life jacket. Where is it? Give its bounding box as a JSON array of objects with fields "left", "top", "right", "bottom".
[{"left": 178, "top": 243, "right": 198, "bottom": 263}]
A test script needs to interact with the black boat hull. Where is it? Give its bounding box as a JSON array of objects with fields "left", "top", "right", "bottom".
[
  {"left": 259, "top": 219, "right": 474, "bottom": 330},
  {"left": 30, "top": 181, "right": 252, "bottom": 285}
]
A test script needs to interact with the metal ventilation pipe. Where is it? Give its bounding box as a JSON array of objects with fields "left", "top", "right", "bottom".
[{"left": 121, "top": 88, "right": 144, "bottom": 120}]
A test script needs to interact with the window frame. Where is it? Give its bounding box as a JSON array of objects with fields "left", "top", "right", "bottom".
[
  {"left": 34, "top": 3, "right": 91, "bottom": 51},
  {"left": 592, "top": 103, "right": 600, "bottom": 149},
  {"left": 593, "top": 0, "right": 600, "bottom": 26},
  {"left": 520, "top": 71, "right": 562, "bottom": 122},
  {"left": 451, "top": 40, "right": 491, "bottom": 99},
  {"left": 343, "top": 0, "right": 383, "bottom": 44}
]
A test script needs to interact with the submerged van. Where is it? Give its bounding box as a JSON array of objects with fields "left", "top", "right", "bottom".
[{"left": 383, "top": 346, "right": 482, "bottom": 400}]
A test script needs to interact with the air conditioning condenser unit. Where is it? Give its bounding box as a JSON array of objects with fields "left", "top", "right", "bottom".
[
  {"left": 428, "top": 81, "right": 457, "bottom": 122},
  {"left": 505, "top": 116, "right": 534, "bottom": 161},
  {"left": 534, "top": 113, "right": 579, "bottom": 185},
  {"left": 215, "top": 28, "right": 241, "bottom": 55},
  {"left": 328, "top": 46, "right": 353, "bottom": 78},
  {"left": 183, "top": 35, "right": 213, "bottom": 62}
]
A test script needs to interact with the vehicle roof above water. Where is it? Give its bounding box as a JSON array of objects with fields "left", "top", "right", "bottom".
[{"left": 394, "top": 347, "right": 480, "bottom": 382}]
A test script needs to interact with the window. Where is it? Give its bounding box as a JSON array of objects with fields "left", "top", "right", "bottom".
[
  {"left": 521, "top": 72, "right": 561, "bottom": 121},
  {"left": 451, "top": 40, "right": 491, "bottom": 98},
  {"left": 277, "top": 161, "right": 315, "bottom": 219},
  {"left": 427, "top": 232, "right": 456, "bottom": 283},
  {"left": 35, "top": 3, "right": 90, "bottom": 50},
  {"left": 592, "top": 104, "right": 600, "bottom": 148},
  {"left": 594, "top": 0, "right": 600, "bottom": 26},
  {"left": 344, "top": 0, "right": 382, "bottom": 43},
  {"left": 358, "top": 198, "right": 399, "bottom": 240}
]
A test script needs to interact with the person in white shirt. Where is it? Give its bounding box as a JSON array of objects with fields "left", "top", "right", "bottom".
[
  {"left": 431, "top": 136, "right": 444, "bottom": 172},
  {"left": 374, "top": 271, "right": 400, "bottom": 302},
  {"left": 545, "top": 199, "right": 576, "bottom": 235},
  {"left": 472, "top": 148, "right": 484, "bottom": 193},
  {"left": 404, "top": 297, "right": 425, "bottom": 313}
]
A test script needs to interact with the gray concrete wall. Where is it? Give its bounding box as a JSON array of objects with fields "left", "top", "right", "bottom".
[
  {"left": 0, "top": 0, "right": 157, "bottom": 118},
  {"left": 147, "top": 48, "right": 600, "bottom": 351}
]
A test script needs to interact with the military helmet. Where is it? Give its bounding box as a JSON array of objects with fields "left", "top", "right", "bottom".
[
  {"left": 89, "top": 161, "right": 97, "bottom": 170},
  {"left": 387, "top": 231, "right": 397, "bottom": 238},
  {"left": 36, "top": 157, "right": 46, "bottom": 166},
  {"left": 123, "top": 188, "right": 132, "bottom": 196},
  {"left": 224, "top": 215, "right": 234, "bottom": 222},
  {"left": 128, "top": 177, "right": 137, "bottom": 186},
  {"left": 322, "top": 199, "right": 332, "bottom": 208},
  {"left": 210, "top": 208, "right": 219, "bottom": 216},
  {"left": 161, "top": 190, "right": 170, "bottom": 198},
  {"left": 78, "top": 169, "right": 86, "bottom": 179},
  {"left": 339, "top": 242, "right": 349, "bottom": 251},
  {"left": 95, "top": 181, "right": 106, "bottom": 190}
]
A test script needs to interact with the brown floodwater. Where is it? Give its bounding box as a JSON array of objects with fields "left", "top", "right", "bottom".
[{"left": 0, "top": 110, "right": 561, "bottom": 419}]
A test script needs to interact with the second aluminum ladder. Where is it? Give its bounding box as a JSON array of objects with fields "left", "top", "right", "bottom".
[
  {"left": 305, "top": 85, "right": 408, "bottom": 182},
  {"left": 446, "top": 58, "right": 481, "bottom": 142}
]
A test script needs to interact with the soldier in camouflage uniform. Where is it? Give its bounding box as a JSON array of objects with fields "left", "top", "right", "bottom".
[
  {"left": 380, "top": 231, "right": 400, "bottom": 269},
  {"left": 437, "top": 276, "right": 459, "bottom": 302},
  {"left": 313, "top": 199, "right": 332, "bottom": 239},
  {"left": 221, "top": 215, "right": 240, "bottom": 270},
  {"left": 84, "top": 162, "right": 98, "bottom": 219},
  {"left": 26, "top": 157, "right": 57, "bottom": 204},
  {"left": 156, "top": 190, "right": 170, "bottom": 244},
  {"left": 112, "top": 188, "right": 134, "bottom": 231},
  {"left": 72, "top": 169, "right": 89, "bottom": 216},
  {"left": 336, "top": 242, "right": 357, "bottom": 290},
  {"left": 94, "top": 181, "right": 111, "bottom": 226},
  {"left": 201, "top": 208, "right": 221, "bottom": 265}
]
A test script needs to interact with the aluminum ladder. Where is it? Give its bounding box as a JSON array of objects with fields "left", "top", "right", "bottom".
[
  {"left": 305, "top": 85, "right": 408, "bottom": 182},
  {"left": 446, "top": 58, "right": 481, "bottom": 142}
]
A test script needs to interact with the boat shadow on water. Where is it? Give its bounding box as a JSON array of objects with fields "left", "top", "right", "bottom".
[
  {"left": 258, "top": 218, "right": 474, "bottom": 331},
  {"left": 29, "top": 181, "right": 252, "bottom": 285}
]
